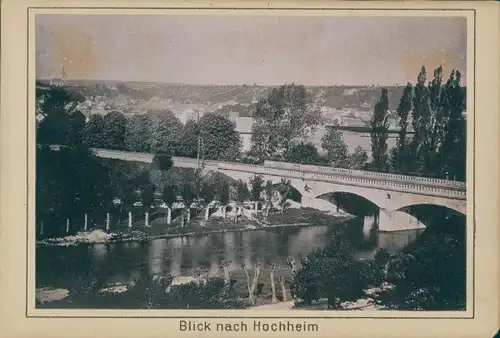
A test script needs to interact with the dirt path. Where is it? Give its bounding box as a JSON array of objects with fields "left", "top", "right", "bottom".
[{"left": 247, "top": 301, "right": 295, "bottom": 310}]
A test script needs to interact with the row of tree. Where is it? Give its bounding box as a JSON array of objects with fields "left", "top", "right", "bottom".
[
  {"left": 371, "top": 66, "right": 466, "bottom": 180},
  {"left": 36, "top": 143, "right": 298, "bottom": 237},
  {"left": 37, "top": 65, "right": 466, "bottom": 181}
]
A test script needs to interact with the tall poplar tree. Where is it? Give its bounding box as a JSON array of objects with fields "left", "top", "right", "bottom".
[
  {"left": 390, "top": 83, "right": 412, "bottom": 173},
  {"left": 370, "top": 89, "right": 390, "bottom": 171}
]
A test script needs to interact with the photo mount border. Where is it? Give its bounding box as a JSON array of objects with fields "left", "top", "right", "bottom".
[{"left": 26, "top": 6, "right": 476, "bottom": 319}]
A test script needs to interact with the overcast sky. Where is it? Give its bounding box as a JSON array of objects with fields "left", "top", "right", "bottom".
[{"left": 36, "top": 15, "right": 467, "bottom": 86}]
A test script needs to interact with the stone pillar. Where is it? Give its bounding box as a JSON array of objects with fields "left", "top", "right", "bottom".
[
  {"left": 145, "top": 212, "right": 149, "bottom": 227},
  {"left": 363, "top": 215, "right": 375, "bottom": 239},
  {"left": 377, "top": 209, "right": 394, "bottom": 232},
  {"left": 66, "top": 218, "right": 70, "bottom": 233},
  {"left": 128, "top": 212, "right": 132, "bottom": 228},
  {"left": 205, "top": 207, "right": 210, "bottom": 220},
  {"left": 40, "top": 221, "right": 44, "bottom": 237},
  {"left": 84, "top": 214, "right": 88, "bottom": 231}
]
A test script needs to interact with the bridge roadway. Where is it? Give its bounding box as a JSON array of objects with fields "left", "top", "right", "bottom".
[{"left": 90, "top": 148, "right": 465, "bottom": 192}]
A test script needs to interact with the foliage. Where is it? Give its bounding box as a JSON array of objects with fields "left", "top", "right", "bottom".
[
  {"left": 36, "top": 87, "right": 86, "bottom": 145},
  {"left": 219, "top": 180, "right": 231, "bottom": 205},
  {"left": 233, "top": 179, "right": 250, "bottom": 204},
  {"left": 150, "top": 110, "right": 183, "bottom": 154},
  {"left": 162, "top": 183, "right": 177, "bottom": 207},
  {"left": 181, "top": 177, "right": 197, "bottom": 207},
  {"left": 100, "top": 111, "right": 128, "bottom": 150},
  {"left": 390, "top": 83, "right": 413, "bottom": 173},
  {"left": 82, "top": 115, "right": 106, "bottom": 148},
  {"left": 152, "top": 153, "right": 173, "bottom": 172},
  {"left": 375, "top": 230, "right": 466, "bottom": 310},
  {"left": 249, "top": 175, "right": 264, "bottom": 202},
  {"left": 176, "top": 119, "right": 200, "bottom": 158},
  {"left": 198, "top": 113, "right": 242, "bottom": 161},
  {"left": 370, "top": 89, "right": 390, "bottom": 171},
  {"left": 275, "top": 179, "right": 293, "bottom": 212},
  {"left": 140, "top": 184, "right": 155, "bottom": 209},
  {"left": 321, "top": 125, "right": 349, "bottom": 168},
  {"left": 250, "top": 84, "right": 323, "bottom": 158},
  {"left": 349, "top": 146, "right": 368, "bottom": 170},
  {"left": 284, "top": 142, "right": 321, "bottom": 165},
  {"left": 125, "top": 114, "right": 153, "bottom": 152},
  {"left": 36, "top": 145, "right": 113, "bottom": 236},
  {"left": 199, "top": 179, "right": 216, "bottom": 204},
  {"left": 391, "top": 66, "right": 466, "bottom": 181},
  {"left": 294, "top": 230, "right": 369, "bottom": 308}
]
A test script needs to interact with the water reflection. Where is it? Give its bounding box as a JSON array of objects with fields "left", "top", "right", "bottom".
[{"left": 37, "top": 217, "right": 426, "bottom": 289}]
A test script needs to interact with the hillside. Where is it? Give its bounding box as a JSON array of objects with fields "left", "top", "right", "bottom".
[{"left": 37, "top": 79, "right": 409, "bottom": 113}]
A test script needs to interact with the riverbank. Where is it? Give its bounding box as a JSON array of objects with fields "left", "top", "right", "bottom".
[{"left": 36, "top": 208, "right": 355, "bottom": 247}]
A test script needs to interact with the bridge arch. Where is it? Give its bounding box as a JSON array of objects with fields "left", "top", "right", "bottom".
[
  {"left": 393, "top": 201, "right": 466, "bottom": 217},
  {"left": 314, "top": 189, "right": 383, "bottom": 217},
  {"left": 394, "top": 203, "right": 466, "bottom": 228}
]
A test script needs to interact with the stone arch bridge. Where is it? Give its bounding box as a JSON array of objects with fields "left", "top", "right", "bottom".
[{"left": 91, "top": 148, "right": 467, "bottom": 232}]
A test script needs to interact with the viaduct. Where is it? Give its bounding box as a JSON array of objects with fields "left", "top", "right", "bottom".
[{"left": 88, "top": 148, "right": 467, "bottom": 232}]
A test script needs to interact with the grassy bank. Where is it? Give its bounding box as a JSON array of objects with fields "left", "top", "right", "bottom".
[{"left": 37, "top": 208, "right": 354, "bottom": 247}]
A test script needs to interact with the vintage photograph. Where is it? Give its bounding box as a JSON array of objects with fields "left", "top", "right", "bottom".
[{"left": 34, "top": 14, "right": 467, "bottom": 312}]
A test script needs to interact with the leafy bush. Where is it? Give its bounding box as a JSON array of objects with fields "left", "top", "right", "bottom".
[{"left": 294, "top": 229, "right": 370, "bottom": 309}]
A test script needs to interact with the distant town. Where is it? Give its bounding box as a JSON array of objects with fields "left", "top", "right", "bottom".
[{"left": 36, "top": 69, "right": 428, "bottom": 158}]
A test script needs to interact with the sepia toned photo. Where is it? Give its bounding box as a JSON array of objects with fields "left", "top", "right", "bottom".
[
  {"left": 2, "top": 1, "right": 500, "bottom": 338},
  {"left": 34, "top": 13, "right": 468, "bottom": 312}
]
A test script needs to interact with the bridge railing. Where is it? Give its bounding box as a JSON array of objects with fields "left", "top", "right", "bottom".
[
  {"left": 263, "top": 160, "right": 465, "bottom": 189},
  {"left": 215, "top": 162, "right": 466, "bottom": 200}
]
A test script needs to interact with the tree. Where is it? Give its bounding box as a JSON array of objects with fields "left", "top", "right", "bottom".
[
  {"left": 408, "top": 66, "right": 431, "bottom": 174},
  {"left": 284, "top": 142, "right": 321, "bottom": 165},
  {"left": 215, "top": 179, "right": 231, "bottom": 219},
  {"left": 390, "top": 83, "right": 413, "bottom": 173},
  {"left": 36, "top": 87, "right": 86, "bottom": 145},
  {"left": 181, "top": 178, "right": 197, "bottom": 225},
  {"left": 66, "top": 111, "right": 87, "bottom": 145},
  {"left": 275, "top": 179, "right": 292, "bottom": 213},
  {"left": 264, "top": 180, "right": 274, "bottom": 217},
  {"left": 241, "top": 261, "right": 261, "bottom": 305},
  {"left": 101, "top": 111, "right": 128, "bottom": 150},
  {"left": 199, "top": 113, "right": 241, "bottom": 161},
  {"left": 294, "top": 231, "right": 369, "bottom": 308},
  {"left": 176, "top": 119, "right": 200, "bottom": 158},
  {"left": 269, "top": 263, "right": 278, "bottom": 303},
  {"left": 249, "top": 175, "right": 264, "bottom": 210},
  {"left": 150, "top": 110, "right": 183, "bottom": 154},
  {"left": 370, "top": 89, "right": 390, "bottom": 171},
  {"left": 82, "top": 115, "right": 106, "bottom": 148},
  {"left": 200, "top": 176, "right": 217, "bottom": 220},
  {"left": 36, "top": 145, "right": 111, "bottom": 236},
  {"left": 389, "top": 65, "right": 466, "bottom": 181},
  {"left": 125, "top": 114, "right": 153, "bottom": 152},
  {"left": 251, "top": 84, "right": 323, "bottom": 158},
  {"left": 321, "top": 126, "right": 349, "bottom": 168},
  {"left": 141, "top": 183, "right": 155, "bottom": 226},
  {"left": 435, "top": 70, "right": 466, "bottom": 181},
  {"left": 162, "top": 183, "right": 177, "bottom": 225},
  {"left": 233, "top": 179, "right": 250, "bottom": 207},
  {"left": 152, "top": 153, "right": 173, "bottom": 187},
  {"left": 349, "top": 146, "right": 368, "bottom": 170}
]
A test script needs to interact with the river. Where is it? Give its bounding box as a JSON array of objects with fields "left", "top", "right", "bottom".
[{"left": 36, "top": 217, "right": 423, "bottom": 291}]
